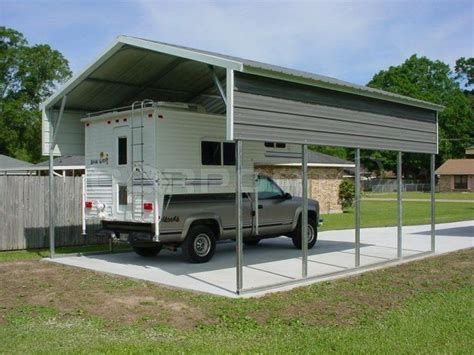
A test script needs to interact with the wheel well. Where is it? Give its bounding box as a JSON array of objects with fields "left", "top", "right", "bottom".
[
  {"left": 298, "top": 210, "right": 317, "bottom": 225},
  {"left": 189, "top": 219, "right": 221, "bottom": 239}
]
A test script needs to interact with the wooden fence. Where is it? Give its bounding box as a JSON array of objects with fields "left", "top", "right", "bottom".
[{"left": 0, "top": 176, "right": 101, "bottom": 251}]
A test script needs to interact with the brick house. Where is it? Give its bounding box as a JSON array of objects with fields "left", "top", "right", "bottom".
[
  {"left": 256, "top": 151, "right": 354, "bottom": 214},
  {"left": 435, "top": 159, "right": 474, "bottom": 192}
]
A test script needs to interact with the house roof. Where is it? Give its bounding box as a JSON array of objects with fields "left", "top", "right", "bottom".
[
  {"left": 307, "top": 151, "right": 354, "bottom": 166},
  {"left": 35, "top": 155, "right": 85, "bottom": 168},
  {"left": 0, "top": 155, "right": 84, "bottom": 172},
  {"left": 0, "top": 154, "right": 35, "bottom": 170},
  {"left": 260, "top": 150, "right": 355, "bottom": 168},
  {"left": 435, "top": 159, "right": 474, "bottom": 175}
]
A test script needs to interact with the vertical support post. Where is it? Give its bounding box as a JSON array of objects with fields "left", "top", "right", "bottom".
[
  {"left": 235, "top": 140, "right": 243, "bottom": 293},
  {"left": 302, "top": 144, "right": 308, "bottom": 278},
  {"left": 254, "top": 173, "right": 259, "bottom": 236},
  {"left": 49, "top": 140, "right": 55, "bottom": 258},
  {"left": 226, "top": 69, "right": 234, "bottom": 141},
  {"left": 430, "top": 154, "right": 436, "bottom": 252},
  {"left": 397, "top": 152, "right": 403, "bottom": 258},
  {"left": 81, "top": 175, "right": 86, "bottom": 236},
  {"left": 355, "top": 148, "right": 361, "bottom": 267},
  {"left": 48, "top": 95, "right": 67, "bottom": 259}
]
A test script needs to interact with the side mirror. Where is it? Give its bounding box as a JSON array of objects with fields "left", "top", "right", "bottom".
[{"left": 284, "top": 192, "right": 292, "bottom": 200}]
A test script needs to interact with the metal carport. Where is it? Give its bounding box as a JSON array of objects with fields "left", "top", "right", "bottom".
[{"left": 42, "top": 35, "right": 443, "bottom": 295}]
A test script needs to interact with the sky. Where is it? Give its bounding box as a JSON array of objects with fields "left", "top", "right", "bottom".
[{"left": 1, "top": 0, "right": 473, "bottom": 85}]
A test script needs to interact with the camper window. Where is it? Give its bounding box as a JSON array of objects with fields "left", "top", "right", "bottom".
[
  {"left": 202, "top": 141, "right": 221, "bottom": 165},
  {"left": 118, "top": 137, "right": 127, "bottom": 165},
  {"left": 223, "top": 142, "right": 235, "bottom": 165},
  {"left": 118, "top": 185, "right": 127, "bottom": 205},
  {"left": 264, "top": 142, "right": 286, "bottom": 149}
]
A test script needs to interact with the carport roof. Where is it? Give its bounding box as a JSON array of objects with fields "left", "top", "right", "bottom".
[{"left": 42, "top": 35, "right": 444, "bottom": 113}]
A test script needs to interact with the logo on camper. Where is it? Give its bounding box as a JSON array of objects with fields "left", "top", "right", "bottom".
[{"left": 90, "top": 152, "right": 109, "bottom": 165}]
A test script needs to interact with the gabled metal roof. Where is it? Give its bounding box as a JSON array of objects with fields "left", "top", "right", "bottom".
[
  {"left": 42, "top": 35, "right": 444, "bottom": 113},
  {"left": 35, "top": 155, "right": 84, "bottom": 168},
  {"left": 0, "top": 154, "right": 35, "bottom": 170}
]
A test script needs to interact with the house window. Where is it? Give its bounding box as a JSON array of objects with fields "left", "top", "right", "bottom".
[
  {"left": 118, "top": 137, "right": 127, "bottom": 165},
  {"left": 118, "top": 185, "right": 128, "bottom": 205},
  {"left": 201, "top": 141, "right": 221, "bottom": 165},
  {"left": 201, "top": 141, "right": 236, "bottom": 166},
  {"left": 454, "top": 175, "right": 468, "bottom": 190},
  {"left": 264, "top": 142, "right": 286, "bottom": 149}
]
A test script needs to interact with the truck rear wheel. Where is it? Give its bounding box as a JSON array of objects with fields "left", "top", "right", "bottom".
[
  {"left": 133, "top": 245, "right": 162, "bottom": 257},
  {"left": 292, "top": 216, "right": 317, "bottom": 249},
  {"left": 182, "top": 225, "right": 216, "bottom": 263}
]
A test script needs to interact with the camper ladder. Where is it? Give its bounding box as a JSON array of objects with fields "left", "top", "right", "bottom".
[{"left": 130, "top": 100, "right": 154, "bottom": 220}]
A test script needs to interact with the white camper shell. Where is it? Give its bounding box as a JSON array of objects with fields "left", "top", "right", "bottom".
[{"left": 82, "top": 101, "right": 300, "bottom": 237}]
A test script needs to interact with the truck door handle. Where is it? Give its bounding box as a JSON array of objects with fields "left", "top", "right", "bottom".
[{"left": 258, "top": 204, "right": 263, "bottom": 209}]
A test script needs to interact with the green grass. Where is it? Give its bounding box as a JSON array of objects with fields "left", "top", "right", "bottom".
[
  {"left": 0, "top": 249, "right": 472, "bottom": 353},
  {"left": 321, "top": 200, "right": 473, "bottom": 231},
  {"left": 1, "top": 288, "right": 472, "bottom": 353},
  {"left": 0, "top": 243, "right": 131, "bottom": 262},
  {"left": 363, "top": 191, "right": 474, "bottom": 200}
]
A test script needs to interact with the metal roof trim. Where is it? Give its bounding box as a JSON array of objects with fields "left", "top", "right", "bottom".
[
  {"left": 242, "top": 65, "right": 445, "bottom": 112},
  {"left": 119, "top": 36, "right": 244, "bottom": 71}
]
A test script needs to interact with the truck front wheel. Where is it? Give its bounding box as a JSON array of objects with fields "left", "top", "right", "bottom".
[
  {"left": 292, "top": 216, "right": 317, "bottom": 249},
  {"left": 182, "top": 225, "right": 216, "bottom": 263}
]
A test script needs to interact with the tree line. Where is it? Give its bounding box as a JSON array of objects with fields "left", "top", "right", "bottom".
[{"left": 1, "top": 27, "right": 473, "bottom": 178}]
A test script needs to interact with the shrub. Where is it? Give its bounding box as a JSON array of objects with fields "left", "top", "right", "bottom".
[{"left": 339, "top": 179, "right": 355, "bottom": 210}]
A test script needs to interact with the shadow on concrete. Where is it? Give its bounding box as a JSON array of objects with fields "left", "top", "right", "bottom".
[
  {"left": 413, "top": 226, "right": 474, "bottom": 238},
  {"left": 81, "top": 237, "right": 373, "bottom": 276}
]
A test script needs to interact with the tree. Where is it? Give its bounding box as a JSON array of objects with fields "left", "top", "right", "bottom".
[
  {"left": 455, "top": 57, "right": 474, "bottom": 88},
  {"left": 0, "top": 27, "right": 71, "bottom": 162},
  {"left": 366, "top": 55, "right": 474, "bottom": 178},
  {"left": 338, "top": 179, "right": 355, "bottom": 210}
]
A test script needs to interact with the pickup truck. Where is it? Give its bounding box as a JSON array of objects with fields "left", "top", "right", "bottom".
[{"left": 102, "top": 175, "right": 320, "bottom": 263}]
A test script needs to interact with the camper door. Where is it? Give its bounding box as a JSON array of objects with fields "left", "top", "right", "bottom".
[{"left": 113, "top": 126, "right": 131, "bottom": 218}]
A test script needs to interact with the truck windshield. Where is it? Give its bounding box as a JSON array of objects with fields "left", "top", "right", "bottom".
[{"left": 257, "top": 176, "right": 284, "bottom": 199}]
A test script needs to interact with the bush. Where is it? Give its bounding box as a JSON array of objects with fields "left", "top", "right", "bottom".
[{"left": 339, "top": 179, "right": 355, "bottom": 210}]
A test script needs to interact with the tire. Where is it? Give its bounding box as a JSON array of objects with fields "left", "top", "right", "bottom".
[
  {"left": 291, "top": 216, "right": 317, "bottom": 249},
  {"left": 244, "top": 239, "right": 261, "bottom": 246},
  {"left": 133, "top": 245, "right": 162, "bottom": 257},
  {"left": 182, "top": 225, "right": 216, "bottom": 263}
]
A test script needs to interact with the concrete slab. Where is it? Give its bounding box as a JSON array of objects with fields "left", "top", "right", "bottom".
[{"left": 48, "top": 220, "right": 473, "bottom": 298}]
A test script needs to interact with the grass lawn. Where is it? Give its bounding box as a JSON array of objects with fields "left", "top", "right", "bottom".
[
  {"left": 321, "top": 200, "right": 474, "bottom": 231},
  {"left": 363, "top": 191, "right": 474, "bottom": 200},
  {"left": 0, "top": 243, "right": 131, "bottom": 263},
  {"left": 0, "top": 248, "right": 472, "bottom": 353}
]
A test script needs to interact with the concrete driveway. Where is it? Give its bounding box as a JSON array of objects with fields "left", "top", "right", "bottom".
[{"left": 48, "top": 220, "right": 473, "bottom": 297}]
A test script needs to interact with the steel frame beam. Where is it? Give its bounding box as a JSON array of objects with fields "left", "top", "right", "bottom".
[
  {"left": 431, "top": 154, "right": 436, "bottom": 252},
  {"left": 355, "top": 148, "right": 361, "bottom": 267},
  {"left": 397, "top": 151, "right": 403, "bottom": 258},
  {"left": 209, "top": 65, "right": 227, "bottom": 106},
  {"left": 302, "top": 144, "right": 308, "bottom": 278},
  {"left": 235, "top": 140, "right": 243, "bottom": 293},
  {"left": 49, "top": 95, "right": 67, "bottom": 258}
]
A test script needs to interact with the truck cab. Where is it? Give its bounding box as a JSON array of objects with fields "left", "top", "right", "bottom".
[{"left": 126, "top": 174, "right": 320, "bottom": 263}]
